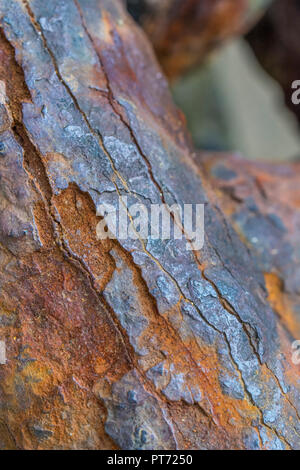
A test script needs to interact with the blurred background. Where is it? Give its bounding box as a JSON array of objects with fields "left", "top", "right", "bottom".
[{"left": 126, "top": 0, "right": 300, "bottom": 162}]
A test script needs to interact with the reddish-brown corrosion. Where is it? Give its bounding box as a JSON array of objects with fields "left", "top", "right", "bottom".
[
  {"left": 139, "top": 0, "right": 267, "bottom": 79},
  {"left": 200, "top": 152, "right": 300, "bottom": 339},
  {"left": 0, "top": 0, "right": 299, "bottom": 451}
]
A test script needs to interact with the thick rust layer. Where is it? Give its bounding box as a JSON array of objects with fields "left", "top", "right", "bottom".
[{"left": 0, "top": 0, "right": 299, "bottom": 450}]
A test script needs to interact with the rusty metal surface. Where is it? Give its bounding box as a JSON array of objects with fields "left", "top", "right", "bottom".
[
  {"left": 201, "top": 153, "right": 300, "bottom": 340},
  {"left": 133, "top": 0, "right": 272, "bottom": 79},
  {"left": 0, "top": 0, "right": 299, "bottom": 450}
]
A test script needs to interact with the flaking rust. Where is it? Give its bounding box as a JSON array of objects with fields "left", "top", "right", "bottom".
[{"left": 0, "top": 0, "right": 299, "bottom": 450}]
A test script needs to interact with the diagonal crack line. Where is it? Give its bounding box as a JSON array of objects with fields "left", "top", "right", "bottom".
[
  {"left": 2, "top": 7, "right": 138, "bottom": 378},
  {"left": 10, "top": 5, "right": 186, "bottom": 438},
  {"left": 72, "top": 0, "right": 209, "bottom": 264},
  {"left": 12, "top": 111, "right": 137, "bottom": 374},
  {"left": 22, "top": 0, "right": 225, "bottom": 390},
  {"left": 73, "top": 1, "right": 300, "bottom": 422},
  {"left": 114, "top": 185, "right": 216, "bottom": 396},
  {"left": 20, "top": 1, "right": 223, "bottom": 430},
  {"left": 11, "top": 111, "right": 151, "bottom": 406},
  {"left": 73, "top": 0, "right": 215, "bottom": 273},
  {"left": 181, "top": 281, "right": 291, "bottom": 448},
  {"left": 0, "top": 419, "right": 19, "bottom": 449},
  {"left": 22, "top": 0, "right": 129, "bottom": 194},
  {"left": 21, "top": 1, "right": 297, "bottom": 443},
  {"left": 222, "top": 333, "right": 291, "bottom": 450},
  {"left": 73, "top": 0, "right": 165, "bottom": 202},
  {"left": 80, "top": 6, "right": 276, "bottom": 402},
  {"left": 22, "top": 0, "right": 195, "bottom": 317},
  {"left": 204, "top": 200, "right": 300, "bottom": 418},
  {"left": 72, "top": 0, "right": 236, "bottom": 359},
  {"left": 264, "top": 362, "right": 300, "bottom": 424},
  {"left": 51, "top": 215, "right": 180, "bottom": 447},
  {"left": 205, "top": 271, "right": 262, "bottom": 364},
  {"left": 203, "top": 271, "right": 300, "bottom": 424}
]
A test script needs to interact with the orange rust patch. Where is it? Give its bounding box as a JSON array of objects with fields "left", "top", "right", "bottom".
[
  {"left": 20, "top": 360, "right": 54, "bottom": 397},
  {"left": 51, "top": 183, "right": 266, "bottom": 445},
  {"left": 0, "top": 236, "right": 131, "bottom": 448},
  {"left": 264, "top": 272, "right": 300, "bottom": 338},
  {"left": 105, "top": 247, "right": 263, "bottom": 446},
  {"left": 33, "top": 201, "right": 55, "bottom": 249},
  {"left": 53, "top": 184, "right": 116, "bottom": 292},
  {"left": 0, "top": 29, "right": 31, "bottom": 121}
]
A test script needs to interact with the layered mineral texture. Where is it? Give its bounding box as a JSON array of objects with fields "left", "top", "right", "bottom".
[
  {"left": 128, "top": 0, "right": 273, "bottom": 79},
  {"left": 0, "top": 0, "right": 299, "bottom": 450}
]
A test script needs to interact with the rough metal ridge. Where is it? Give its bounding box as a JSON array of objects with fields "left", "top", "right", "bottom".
[{"left": 0, "top": 0, "right": 299, "bottom": 450}]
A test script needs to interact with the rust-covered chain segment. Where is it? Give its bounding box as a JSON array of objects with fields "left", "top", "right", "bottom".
[
  {"left": 0, "top": 0, "right": 299, "bottom": 450},
  {"left": 128, "top": 0, "right": 273, "bottom": 79}
]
